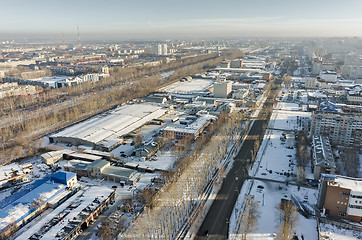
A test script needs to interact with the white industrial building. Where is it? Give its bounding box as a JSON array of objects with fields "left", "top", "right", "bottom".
[
  {"left": 213, "top": 80, "right": 232, "bottom": 98},
  {"left": 49, "top": 104, "right": 167, "bottom": 151}
]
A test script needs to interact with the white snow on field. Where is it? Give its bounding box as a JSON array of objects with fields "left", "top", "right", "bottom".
[
  {"left": 251, "top": 129, "right": 297, "bottom": 182},
  {"left": 319, "top": 222, "right": 362, "bottom": 240},
  {"left": 160, "top": 78, "right": 214, "bottom": 94},
  {"left": 230, "top": 180, "right": 318, "bottom": 240},
  {"left": 270, "top": 110, "right": 311, "bottom": 131}
]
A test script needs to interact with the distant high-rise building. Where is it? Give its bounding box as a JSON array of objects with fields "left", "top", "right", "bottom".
[{"left": 157, "top": 44, "right": 167, "bottom": 55}]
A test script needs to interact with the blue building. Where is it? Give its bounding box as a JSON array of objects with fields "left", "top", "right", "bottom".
[{"left": 0, "top": 171, "right": 78, "bottom": 239}]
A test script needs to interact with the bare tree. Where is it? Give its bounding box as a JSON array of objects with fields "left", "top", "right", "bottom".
[
  {"left": 296, "top": 166, "right": 306, "bottom": 190},
  {"left": 278, "top": 200, "right": 298, "bottom": 240},
  {"left": 97, "top": 219, "right": 113, "bottom": 240},
  {"left": 238, "top": 195, "right": 258, "bottom": 240}
]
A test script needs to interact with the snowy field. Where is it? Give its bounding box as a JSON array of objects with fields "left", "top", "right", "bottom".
[
  {"left": 230, "top": 180, "right": 319, "bottom": 240},
  {"left": 230, "top": 97, "right": 321, "bottom": 239},
  {"left": 251, "top": 129, "right": 297, "bottom": 182},
  {"left": 160, "top": 78, "right": 214, "bottom": 94},
  {"left": 270, "top": 110, "right": 311, "bottom": 131}
]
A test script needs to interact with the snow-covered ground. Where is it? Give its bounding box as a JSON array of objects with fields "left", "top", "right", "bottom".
[
  {"left": 319, "top": 222, "right": 362, "bottom": 240},
  {"left": 230, "top": 97, "right": 319, "bottom": 239},
  {"left": 251, "top": 129, "right": 297, "bottom": 182},
  {"left": 230, "top": 180, "right": 318, "bottom": 240},
  {"left": 270, "top": 110, "right": 311, "bottom": 131}
]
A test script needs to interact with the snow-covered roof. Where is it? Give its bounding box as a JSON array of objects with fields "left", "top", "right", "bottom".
[
  {"left": 40, "top": 149, "right": 74, "bottom": 160},
  {"left": 312, "top": 135, "right": 335, "bottom": 168},
  {"left": 160, "top": 78, "right": 214, "bottom": 94},
  {"left": 324, "top": 175, "right": 362, "bottom": 192},
  {"left": 0, "top": 173, "right": 69, "bottom": 231},
  {"left": 88, "top": 159, "right": 109, "bottom": 170},
  {"left": 164, "top": 114, "right": 216, "bottom": 135},
  {"left": 50, "top": 104, "right": 167, "bottom": 149},
  {"left": 0, "top": 163, "right": 24, "bottom": 182}
]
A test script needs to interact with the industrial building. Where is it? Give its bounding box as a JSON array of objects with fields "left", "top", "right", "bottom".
[
  {"left": 0, "top": 82, "right": 38, "bottom": 99},
  {"left": 232, "top": 89, "right": 249, "bottom": 100},
  {"left": 64, "top": 159, "right": 139, "bottom": 184},
  {"left": 317, "top": 174, "right": 362, "bottom": 222},
  {"left": 311, "top": 135, "right": 336, "bottom": 179},
  {"left": 135, "top": 142, "right": 159, "bottom": 159},
  {"left": 41, "top": 149, "right": 74, "bottom": 165},
  {"left": 230, "top": 59, "right": 243, "bottom": 68},
  {"left": 346, "top": 85, "right": 362, "bottom": 104},
  {"left": 0, "top": 171, "right": 79, "bottom": 239},
  {"left": 163, "top": 114, "right": 216, "bottom": 140},
  {"left": 49, "top": 104, "right": 167, "bottom": 151},
  {"left": 22, "top": 186, "right": 116, "bottom": 240},
  {"left": 0, "top": 163, "right": 28, "bottom": 189},
  {"left": 213, "top": 80, "right": 232, "bottom": 98}
]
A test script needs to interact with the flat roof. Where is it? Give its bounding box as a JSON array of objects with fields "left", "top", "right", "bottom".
[
  {"left": 0, "top": 163, "right": 24, "bottom": 182},
  {"left": 327, "top": 175, "right": 362, "bottom": 192},
  {"left": 88, "top": 159, "right": 109, "bottom": 169},
  {"left": 164, "top": 114, "right": 216, "bottom": 134},
  {"left": 102, "top": 166, "right": 136, "bottom": 179},
  {"left": 67, "top": 153, "right": 103, "bottom": 161},
  {"left": 41, "top": 149, "right": 74, "bottom": 160},
  {"left": 0, "top": 178, "right": 67, "bottom": 231},
  {"left": 50, "top": 104, "right": 167, "bottom": 149}
]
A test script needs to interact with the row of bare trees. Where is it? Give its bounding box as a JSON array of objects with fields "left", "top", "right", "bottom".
[{"left": 121, "top": 111, "right": 245, "bottom": 239}]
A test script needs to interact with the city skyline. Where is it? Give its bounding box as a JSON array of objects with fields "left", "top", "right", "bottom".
[{"left": 2, "top": 0, "right": 362, "bottom": 40}]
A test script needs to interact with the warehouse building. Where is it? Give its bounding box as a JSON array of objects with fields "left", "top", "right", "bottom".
[
  {"left": 64, "top": 159, "right": 139, "bottom": 185},
  {"left": 0, "top": 163, "right": 28, "bottom": 189},
  {"left": 41, "top": 149, "right": 74, "bottom": 165},
  {"left": 0, "top": 171, "right": 79, "bottom": 239},
  {"left": 163, "top": 114, "right": 217, "bottom": 140},
  {"left": 49, "top": 104, "right": 167, "bottom": 151}
]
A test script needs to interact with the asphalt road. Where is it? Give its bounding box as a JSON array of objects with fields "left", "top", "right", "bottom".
[{"left": 196, "top": 80, "right": 280, "bottom": 240}]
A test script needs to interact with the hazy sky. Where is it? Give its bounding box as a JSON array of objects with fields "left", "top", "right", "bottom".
[{"left": 1, "top": 0, "right": 362, "bottom": 40}]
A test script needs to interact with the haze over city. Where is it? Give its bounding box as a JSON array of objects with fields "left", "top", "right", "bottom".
[
  {"left": 1, "top": 1, "right": 362, "bottom": 240},
  {"left": 1, "top": 0, "right": 362, "bottom": 40}
]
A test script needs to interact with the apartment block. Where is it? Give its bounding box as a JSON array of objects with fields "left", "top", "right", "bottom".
[{"left": 309, "top": 112, "right": 362, "bottom": 148}]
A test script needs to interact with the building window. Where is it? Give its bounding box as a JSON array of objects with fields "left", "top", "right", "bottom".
[{"left": 338, "top": 212, "right": 347, "bottom": 217}]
